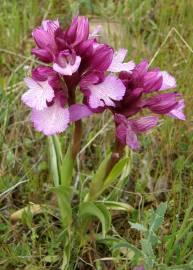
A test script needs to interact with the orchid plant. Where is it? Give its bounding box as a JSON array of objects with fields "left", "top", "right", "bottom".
[{"left": 21, "top": 16, "right": 185, "bottom": 269}]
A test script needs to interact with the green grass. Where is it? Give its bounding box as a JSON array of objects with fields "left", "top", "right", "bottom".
[{"left": 0, "top": 0, "right": 193, "bottom": 269}]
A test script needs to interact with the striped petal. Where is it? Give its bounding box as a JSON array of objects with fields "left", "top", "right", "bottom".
[
  {"left": 88, "top": 75, "right": 126, "bottom": 108},
  {"left": 22, "top": 78, "right": 54, "bottom": 110},
  {"left": 31, "top": 102, "right": 69, "bottom": 135}
]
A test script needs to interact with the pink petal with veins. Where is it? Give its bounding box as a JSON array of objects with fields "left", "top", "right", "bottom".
[
  {"left": 108, "top": 48, "right": 135, "bottom": 73},
  {"left": 159, "top": 71, "right": 176, "bottom": 90},
  {"left": 31, "top": 102, "right": 69, "bottom": 135},
  {"left": 88, "top": 75, "right": 126, "bottom": 108},
  {"left": 22, "top": 78, "right": 54, "bottom": 110}
]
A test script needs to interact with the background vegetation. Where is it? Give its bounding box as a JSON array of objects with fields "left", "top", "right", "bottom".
[{"left": 0, "top": 0, "right": 193, "bottom": 269}]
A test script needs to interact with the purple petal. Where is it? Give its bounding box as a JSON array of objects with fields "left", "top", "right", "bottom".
[
  {"left": 116, "top": 122, "right": 127, "bottom": 145},
  {"left": 108, "top": 48, "right": 135, "bottom": 73},
  {"left": 69, "top": 104, "right": 93, "bottom": 122},
  {"left": 145, "top": 92, "right": 179, "bottom": 114},
  {"left": 80, "top": 71, "right": 104, "bottom": 90},
  {"left": 143, "top": 71, "right": 163, "bottom": 93},
  {"left": 65, "top": 16, "right": 89, "bottom": 46},
  {"left": 126, "top": 123, "right": 139, "bottom": 149},
  {"left": 115, "top": 114, "right": 139, "bottom": 149},
  {"left": 159, "top": 71, "right": 176, "bottom": 90},
  {"left": 167, "top": 99, "right": 185, "bottom": 120},
  {"left": 31, "top": 101, "right": 69, "bottom": 136},
  {"left": 32, "top": 66, "right": 56, "bottom": 81},
  {"left": 132, "top": 59, "right": 149, "bottom": 79},
  {"left": 87, "top": 75, "right": 126, "bottom": 109},
  {"left": 114, "top": 113, "right": 127, "bottom": 125},
  {"left": 22, "top": 78, "right": 54, "bottom": 110},
  {"left": 32, "top": 28, "right": 52, "bottom": 49},
  {"left": 91, "top": 44, "right": 114, "bottom": 71},
  {"left": 31, "top": 48, "right": 53, "bottom": 62},
  {"left": 53, "top": 55, "right": 81, "bottom": 75},
  {"left": 41, "top": 19, "right": 59, "bottom": 32},
  {"left": 131, "top": 116, "right": 159, "bottom": 133}
]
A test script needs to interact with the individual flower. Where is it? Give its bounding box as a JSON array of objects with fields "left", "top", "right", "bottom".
[
  {"left": 80, "top": 71, "right": 126, "bottom": 109},
  {"left": 22, "top": 66, "right": 92, "bottom": 136},
  {"left": 115, "top": 114, "right": 158, "bottom": 149},
  {"left": 21, "top": 67, "right": 58, "bottom": 111},
  {"left": 32, "top": 20, "right": 59, "bottom": 62}
]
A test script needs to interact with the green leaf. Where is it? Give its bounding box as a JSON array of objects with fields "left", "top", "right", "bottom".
[
  {"left": 129, "top": 222, "right": 147, "bottom": 232},
  {"left": 79, "top": 201, "right": 111, "bottom": 237},
  {"left": 103, "top": 158, "right": 129, "bottom": 190},
  {"left": 112, "top": 241, "right": 142, "bottom": 257},
  {"left": 60, "top": 145, "right": 74, "bottom": 187},
  {"left": 48, "top": 137, "right": 60, "bottom": 186},
  {"left": 53, "top": 135, "right": 63, "bottom": 164},
  {"left": 97, "top": 200, "right": 134, "bottom": 213},
  {"left": 147, "top": 202, "right": 167, "bottom": 243},
  {"left": 51, "top": 185, "right": 72, "bottom": 228},
  {"left": 88, "top": 153, "right": 112, "bottom": 199},
  {"left": 141, "top": 239, "right": 156, "bottom": 269}
]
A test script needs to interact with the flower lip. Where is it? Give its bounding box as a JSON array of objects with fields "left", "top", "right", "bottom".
[
  {"left": 81, "top": 74, "right": 126, "bottom": 109},
  {"left": 22, "top": 77, "right": 55, "bottom": 111}
]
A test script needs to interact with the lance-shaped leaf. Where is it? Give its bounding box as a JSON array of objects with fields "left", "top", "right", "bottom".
[
  {"left": 88, "top": 153, "right": 112, "bottom": 200},
  {"left": 97, "top": 200, "right": 134, "bottom": 213},
  {"left": 60, "top": 145, "right": 74, "bottom": 187},
  {"left": 48, "top": 136, "right": 60, "bottom": 186},
  {"left": 51, "top": 185, "right": 72, "bottom": 228},
  {"left": 102, "top": 157, "right": 129, "bottom": 191},
  {"left": 79, "top": 201, "right": 111, "bottom": 237}
]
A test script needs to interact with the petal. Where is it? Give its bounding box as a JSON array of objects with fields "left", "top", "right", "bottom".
[
  {"left": 53, "top": 56, "right": 81, "bottom": 75},
  {"left": 108, "top": 48, "right": 135, "bottom": 73},
  {"left": 115, "top": 117, "right": 140, "bottom": 149},
  {"left": 159, "top": 71, "right": 176, "bottom": 90},
  {"left": 167, "top": 99, "right": 185, "bottom": 120},
  {"left": 131, "top": 116, "right": 159, "bottom": 133},
  {"left": 69, "top": 104, "right": 93, "bottom": 122},
  {"left": 66, "top": 16, "right": 89, "bottom": 46},
  {"left": 88, "top": 75, "right": 126, "bottom": 108},
  {"left": 116, "top": 123, "right": 127, "bottom": 145},
  {"left": 114, "top": 113, "right": 127, "bottom": 125},
  {"left": 31, "top": 48, "right": 53, "bottom": 62},
  {"left": 89, "top": 25, "right": 102, "bottom": 38},
  {"left": 22, "top": 78, "right": 54, "bottom": 110},
  {"left": 91, "top": 44, "right": 114, "bottom": 71},
  {"left": 126, "top": 124, "right": 139, "bottom": 149},
  {"left": 145, "top": 92, "right": 179, "bottom": 114},
  {"left": 32, "top": 28, "right": 52, "bottom": 49},
  {"left": 31, "top": 102, "right": 69, "bottom": 136},
  {"left": 32, "top": 66, "right": 56, "bottom": 81},
  {"left": 42, "top": 19, "right": 59, "bottom": 32}
]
